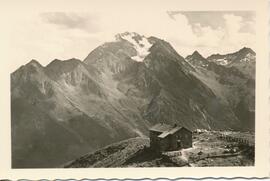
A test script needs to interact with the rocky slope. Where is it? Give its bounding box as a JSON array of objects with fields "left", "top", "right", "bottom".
[
  {"left": 64, "top": 131, "right": 254, "bottom": 168},
  {"left": 11, "top": 32, "right": 254, "bottom": 168},
  {"left": 186, "top": 50, "right": 255, "bottom": 130},
  {"left": 207, "top": 47, "right": 255, "bottom": 79}
]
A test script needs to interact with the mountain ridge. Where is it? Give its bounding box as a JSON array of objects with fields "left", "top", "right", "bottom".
[
  {"left": 11, "top": 32, "right": 255, "bottom": 168},
  {"left": 206, "top": 47, "right": 255, "bottom": 67},
  {"left": 186, "top": 48, "right": 255, "bottom": 132}
]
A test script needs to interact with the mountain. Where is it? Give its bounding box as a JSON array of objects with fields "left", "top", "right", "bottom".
[
  {"left": 207, "top": 47, "right": 255, "bottom": 65},
  {"left": 207, "top": 47, "right": 256, "bottom": 79},
  {"left": 84, "top": 32, "right": 239, "bottom": 129},
  {"left": 11, "top": 32, "right": 252, "bottom": 168},
  {"left": 186, "top": 49, "right": 255, "bottom": 131},
  {"left": 186, "top": 51, "right": 209, "bottom": 68},
  {"left": 11, "top": 59, "right": 116, "bottom": 168}
]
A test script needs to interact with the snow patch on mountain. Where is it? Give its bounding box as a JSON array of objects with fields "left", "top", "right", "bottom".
[
  {"left": 215, "top": 59, "right": 229, "bottom": 65},
  {"left": 239, "top": 53, "right": 255, "bottom": 62},
  {"left": 116, "top": 32, "right": 153, "bottom": 62}
]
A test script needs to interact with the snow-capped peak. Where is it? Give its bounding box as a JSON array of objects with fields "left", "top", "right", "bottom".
[{"left": 115, "top": 32, "right": 153, "bottom": 62}]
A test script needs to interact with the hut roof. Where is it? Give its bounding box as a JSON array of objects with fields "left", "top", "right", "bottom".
[
  {"left": 150, "top": 123, "right": 191, "bottom": 139},
  {"left": 149, "top": 123, "right": 173, "bottom": 133},
  {"left": 158, "top": 126, "right": 182, "bottom": 138}
]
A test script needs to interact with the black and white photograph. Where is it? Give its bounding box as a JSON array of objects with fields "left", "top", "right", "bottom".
[
  {"left": 10, "top": 10, "right": 256, "bottom": 168},
  {"left": 0, "top": 0, "right": 269, "bottom": 179}
]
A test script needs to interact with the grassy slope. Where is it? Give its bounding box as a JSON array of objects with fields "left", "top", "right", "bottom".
[{"left": 64, "top": 137, "right": 149, "bottom": 168}]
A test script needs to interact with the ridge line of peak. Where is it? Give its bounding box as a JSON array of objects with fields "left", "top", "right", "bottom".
[
  {"left": 207, "top": 47, "right": 255, "bottom": 59},
  {"left": 27, "top": 59, "right": 43, "bottom": 67}
]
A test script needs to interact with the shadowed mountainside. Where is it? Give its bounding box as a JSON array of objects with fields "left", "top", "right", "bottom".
[
  {"left": 11, "top": 32, "right": 254, "bottom": 168},
  {"left": 186, "top": 50, "right": 255, "bottom": 130}
]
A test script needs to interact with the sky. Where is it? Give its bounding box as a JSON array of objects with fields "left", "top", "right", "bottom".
[{"left": 4, "top": 10, "right": 255, "bottom": 70}]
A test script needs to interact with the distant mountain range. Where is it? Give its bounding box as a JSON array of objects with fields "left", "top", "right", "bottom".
[
  {"left": 186, "top": 48, "right": 255, "bottom": 131},
  {"left": 11, "top": 32, "right": 255, "bottom": 168}
]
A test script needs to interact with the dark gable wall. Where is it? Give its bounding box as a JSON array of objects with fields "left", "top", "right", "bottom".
[
  {"left": 159, "top": 136, "right": 171, "bottom": 152},
  {"left": 177, "top": 128, "right": 192, "bottom": 148},
  {"left": 149, "top": 130, "right": 162, "bottom": 150}
]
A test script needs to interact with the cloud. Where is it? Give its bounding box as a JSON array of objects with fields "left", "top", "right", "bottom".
[
  {"left": 223, "top": 14, "right": 243, "bottom": 35},
  {"left": 5, "top": 10, "right": 255, "bottom": 72},
  {"left": 219, "top": 13, "right": 255, "bottom": 53},
  {"left": 40, "top": 12, "right": 100, "bottom": 33},
  {"left": 5, "top": 12, "right": 103, "bottom": 71},
  {"left": 165, "top": 12, "right": 255, "bottom": 57},
  {"left": 93, "top": 10, "right": 255, "bottom": 57}
]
